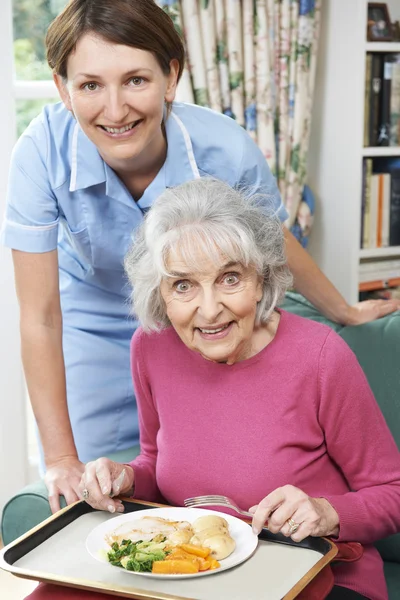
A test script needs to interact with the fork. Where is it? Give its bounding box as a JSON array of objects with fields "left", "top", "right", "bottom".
[{"left": 184, "top": 495, "right": 253, "bottom": 518}]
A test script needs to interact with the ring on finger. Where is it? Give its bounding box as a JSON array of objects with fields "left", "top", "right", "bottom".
[
  {"left": 287, "top": 517, "right": 300, "bottom": 535},
  {"left": 82, "top": 488, "right": 90, "bottom": 500}
]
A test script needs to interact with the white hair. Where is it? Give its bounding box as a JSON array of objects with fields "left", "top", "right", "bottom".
[{"left": 125, "top": 178, "right": 293, "bottom": 331}]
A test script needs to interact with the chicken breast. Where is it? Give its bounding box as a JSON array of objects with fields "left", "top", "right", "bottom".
[
  {"left": 166, "top": 528, "right": 194, "bottom": 546},
  {"left": 105, "top": 516, "right": 193, "bottom": 546}
]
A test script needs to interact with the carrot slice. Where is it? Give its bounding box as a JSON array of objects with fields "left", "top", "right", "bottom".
[
  {"left": 198, "top": 559, "right": 211, "bottom": 571},
  {"left": 180, "top": 544, "right": 211, "bottom": 558},
  {"left": 209, "top": 558, "right": 221, "bottom": 570},
  {"left": 152, "top": 559, "right": 199, "bottom": 574}
]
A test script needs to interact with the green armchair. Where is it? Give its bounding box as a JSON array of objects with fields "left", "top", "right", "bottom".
[{"left": 2, "top": 292, "right": 400, "bottom": 596}]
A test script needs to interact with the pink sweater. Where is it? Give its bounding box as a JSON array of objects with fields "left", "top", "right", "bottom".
[{"left": 130, "top": 309, "right": 400, "bottom": 600}]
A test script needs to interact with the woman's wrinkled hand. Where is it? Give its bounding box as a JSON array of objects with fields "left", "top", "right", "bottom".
[
  {"left": 249, "top": 484, "right": 339, "bottom": 542},
  {"left": 79, "top": 458, "right": 135, "bottom": 513}
]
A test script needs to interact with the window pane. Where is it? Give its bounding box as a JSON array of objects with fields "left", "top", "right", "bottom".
[
  {"left": 13, "top": 0, "right": 67, "bottom": 80},
  {"left": 16, "top": 98, "right": 58, "bottom": 137}
]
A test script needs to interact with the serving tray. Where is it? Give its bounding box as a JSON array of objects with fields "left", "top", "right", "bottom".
[{"left": 0, "top": 498, "right": 337, "bottom": 600}]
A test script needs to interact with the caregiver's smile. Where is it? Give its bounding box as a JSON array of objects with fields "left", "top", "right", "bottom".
[{"left": 55, "top": 33, "right": 177, "bottom": 174}]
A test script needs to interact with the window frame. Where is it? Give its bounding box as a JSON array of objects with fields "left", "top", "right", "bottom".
[
  {"left": 0, "top": 0, "right": 59, "bottom": 515},
  {"left": 15, "top": 79, "right": 58, "bottom": 99}
]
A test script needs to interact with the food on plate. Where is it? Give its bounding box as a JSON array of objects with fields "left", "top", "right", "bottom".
[
  {"left": 106, "top": 535, "right": 220, "bottom": 574},
  {"left": 152, "top": 559, "right": 199, "bottom": 574},
  {"left": 151, "top": 542, "right": 221, "bottom": 574},
  {"left": 107, "top": 536, "right": 168, "bottom": 572},
  {"left": 192, "top": 532, "right": 236, "bottom": 560},
  {"left": 165, "top": 528, "right": 193, "bottom": 546},
  {"left": 191, "top": 515, "right": 229, "bottom": 533},
  {"left": 191, "top": 515, "right": 236, "bottom": 560},
  {"left": 105, "top": 514, "right": 235, "bottom": 574},
  {"left": 105, "top": 516, "right": 193, "bottom": 546}
]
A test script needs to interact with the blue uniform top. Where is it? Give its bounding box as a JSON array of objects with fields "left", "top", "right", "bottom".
[{"left": 1, "top": 101, "right": 287, "bottom": 463}]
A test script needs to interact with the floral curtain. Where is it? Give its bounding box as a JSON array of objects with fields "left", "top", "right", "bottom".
[{"left": 160, "top": 0, "right": 320, "bottom": 245}]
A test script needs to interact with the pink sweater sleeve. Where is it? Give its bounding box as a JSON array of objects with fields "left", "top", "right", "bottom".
[
  {"left": 318, "top": 331, "right": 400, "bottom": 544},
  {"left": 128, "top": 329, "right": 164, "bottom": 503}
]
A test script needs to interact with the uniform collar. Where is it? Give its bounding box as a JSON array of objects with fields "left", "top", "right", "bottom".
[
  {"left": 69, "top": 105, "right": 200, "bottom": 195},
  {"left": 69, "top": 122, "right": 107, "bottom": 192}
]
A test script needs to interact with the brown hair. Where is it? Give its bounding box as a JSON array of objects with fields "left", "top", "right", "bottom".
[{"left": 46, "top": 0, "right": 185, "bottom": 82}]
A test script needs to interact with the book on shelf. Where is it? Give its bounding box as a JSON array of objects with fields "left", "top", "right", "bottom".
[
  {"left": 362, "top": 158, "right": 373, "bottom": 248},
  {"left": 364, "top": 53, "right": 400, "bottom": 147},
  {"left": 359, "top": 258, "right": 400, "bottom": 292},
  {"left": 359, "top": 278, "right": 400, "bottom": 292},
  {"left": 360, "top": 158, "right": 400, "bottom": 248},
  {"left": 390, "top": 57, "right": 400, "bottom": 146},
  {"left": 378, "top": 54, "right": 392, "bottom": 146},
  {"left": 359, "top": 258, "right": 400, "bottom": 280},
  {"left": 364, "top": 54, "right": 372, "bottom": 147},
  {"left": 368, "top": 53, "right": 383, "bottom": 147},
  {"left": 390, "top": 171, "right": 400, "bottom": 246},
  {"left": 369, "top": 174, "right": 379, "bottom": 247},
  {"left": 377, "top": 173, "right": 390, "bottom": 247}
]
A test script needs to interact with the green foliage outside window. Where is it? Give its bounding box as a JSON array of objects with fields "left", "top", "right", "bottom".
[
  {"left": 13, "top": 0, "right": 67, "bottom": 80},
  {"left": 13, "top": 0, "right": 66, "bottom": 135}
]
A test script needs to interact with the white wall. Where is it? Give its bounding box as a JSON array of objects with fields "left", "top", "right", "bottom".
[
  {"left": 307, "top": 0, "right": 366, "bottom": 303},
  {"left": 0, "top": 0, "right": 27, "bottom": 515},
  {"left": 387, "top": 0, "right": 400, "bottom": 21}
]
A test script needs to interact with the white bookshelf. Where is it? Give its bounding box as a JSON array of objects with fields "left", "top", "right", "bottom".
[
  {"left": 307, "top": 0, "right": 400, "bottom": 304},
  {"left": 359, "top": 246, "right": 400, "bottom": 259},
  {"left": 365, "top": 42, "right": 400, "bottom": 53},
  {"left": 362, "top": 147, "right": 400, "bottom": 157}
]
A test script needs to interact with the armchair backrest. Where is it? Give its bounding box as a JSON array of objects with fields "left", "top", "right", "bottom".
[{"left": 281, "top": 293, "right": 400, "bottom": 564}]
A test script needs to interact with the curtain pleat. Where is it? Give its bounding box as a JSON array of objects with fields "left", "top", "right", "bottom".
[
  {"left": 159, "top": 0, "right": 320, "bottom": 233},
  {"left": 200, "top": 0, "right": 222, "bottom": 111},
  {"left": 242, "top": 0, "right": 256, "bottom": 141}
]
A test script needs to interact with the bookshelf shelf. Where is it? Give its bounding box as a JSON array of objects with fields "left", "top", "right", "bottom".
[
  {"left": 362, "top": 147, "right": 400, "bottom": 157},
  {"left": 365, "top": 42, "right": 400, "bottom": 53},
  {"left": 359, "top": 247, "right": 400, "bottom": 259},
  {"left": 307, "top": 0, "right": 400, "bottom": 304}
]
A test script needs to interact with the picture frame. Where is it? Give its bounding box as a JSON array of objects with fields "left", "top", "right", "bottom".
[
  {"left": 367, "top": 3, "right": 393, "bottom": 41},
  {"left": 393, "top": 21, "right": 400, "bottom": 42}
]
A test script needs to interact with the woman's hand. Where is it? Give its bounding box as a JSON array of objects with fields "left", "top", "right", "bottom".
[
  {"left": 284, "top": 229, "right": 400, "bottom": 324},
  {"left": 79, "top": 458, "right": 135, "bottom": 513},
  {"left": 44, "top": 456, "right": 85, "bottom": 514},
  {"left": 344, "top": 299, "right": 400, "bottom": 326},
  {"left": 249, "top": 485, "right": 339, "bottom": 542}
]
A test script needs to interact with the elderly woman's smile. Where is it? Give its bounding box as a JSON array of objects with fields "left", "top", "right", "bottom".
[{"left": 160, "top": 251, "right": 275, "bottom": 365}]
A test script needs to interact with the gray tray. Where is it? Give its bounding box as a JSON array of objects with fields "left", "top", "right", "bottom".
[{"left": 0, "top": 499, "right": 337, "bottom": 600}]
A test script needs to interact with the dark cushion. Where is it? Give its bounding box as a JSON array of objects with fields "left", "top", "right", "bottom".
[{"left": 383, "top": 561, "right": 400, "bottom": 599}]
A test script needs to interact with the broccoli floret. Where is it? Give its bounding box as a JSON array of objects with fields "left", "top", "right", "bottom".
[
  {"left": 126, "top": 558, "right": 153, "bottom": 572},
  {"left": 107, "top": 537, "right": 167, "bottom": 572}
]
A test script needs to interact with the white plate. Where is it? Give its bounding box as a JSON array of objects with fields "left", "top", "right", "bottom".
[{"left": 86, "top": 506, "right": 258, "bottom": 579}]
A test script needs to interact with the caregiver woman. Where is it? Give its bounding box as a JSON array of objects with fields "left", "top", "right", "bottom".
[{"left": 1, "top": 0, "right": 398, "bottom": 513}]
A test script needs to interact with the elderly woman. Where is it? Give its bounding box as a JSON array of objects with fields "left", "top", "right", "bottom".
[
  {"left": 4, "top": 0, "right": 399, "bottom": 517},
  {"left": 80, "top": 178, "right": 400, "bottom": 600}
]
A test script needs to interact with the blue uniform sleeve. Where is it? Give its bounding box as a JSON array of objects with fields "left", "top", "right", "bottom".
[
  {"left": 1, "top": 126, "right": 59, "bottom": 253},
  {"left": 238, "top": 132, "right": 288, "bottom": 223}
]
